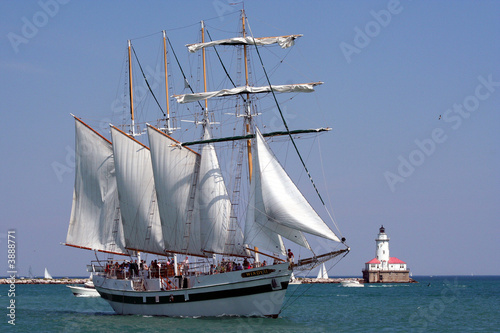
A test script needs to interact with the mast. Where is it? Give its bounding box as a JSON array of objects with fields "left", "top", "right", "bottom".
[
  {"left": 162, "top": 31, "right": 172, "bottom": 134},
  {"left": 128, "top": 40, "right": 136, "bottom": 136},
  {"left": 242, "top": 9, "right": 253, "bottom": 182},
  {"left": 201, "top": 21, "right": 209, "bottom": 121},
  {"left": 242, "top": 9, "right": 259, "bottom": 263}
]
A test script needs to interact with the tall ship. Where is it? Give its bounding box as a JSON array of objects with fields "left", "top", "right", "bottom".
[{"left": 64, "top": 9, "right": 349, "bottom": 317}]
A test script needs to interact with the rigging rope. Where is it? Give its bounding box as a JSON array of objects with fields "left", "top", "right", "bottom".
[
  {"left": 246, "top": 20, "right": 326, "bottom": 206},
  {"left": 165, "top": 35, "right": 205, "bottom": 111},
  {"left": 281, "top": 250, "right": 350, "bottom": 313},
  {"left": 131, "top": 46, "right": 166, "bottom": 118}
]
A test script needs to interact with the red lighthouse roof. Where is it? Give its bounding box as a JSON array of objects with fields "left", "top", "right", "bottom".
[
  {"left": 366, "top": 258, "right": 381, "bottom": 264},
  {"left": 388, "top": 257, "right": 406, "bottom": 264}
]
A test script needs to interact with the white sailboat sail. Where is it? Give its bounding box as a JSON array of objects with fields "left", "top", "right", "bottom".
[
  {"left": 245, "top": 128, "right": 341, "bottom": 247},
  {"left": 186, "top": 35, "right": 302, "bottom": 53},
  {"left": 110, "top": 126, "right": 165, "bottom": 255},
  {"left": 195, "top": 128, "right": 246, "bottom": 256},
  {"left": 245, "top": 139, "right": 311, "bottom": 253},
  {"left": 147, "top": 125, "right": 204, "bottom": 256},
  {"left": 44, "top": 268, "right": 53, "bottom": 279},
  {"left": 66, "top": 118, "right": 129, "bottom": 255},
  {"left": 316, "top": 263, "right": 328, "bottom": 279},
  {"left": 174, "top": 82, "right": 322, "bottom": 104},
  {"left": 244, "top": 167, "right": 286, "bottom": 255}
]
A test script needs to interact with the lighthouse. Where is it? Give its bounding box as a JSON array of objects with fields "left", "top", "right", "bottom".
[
  {"left": 376, "top": 225, "right": 390, "bottom": 268},
  {"left": 362, "top": 226, "right": 411, "bottom": 283}
]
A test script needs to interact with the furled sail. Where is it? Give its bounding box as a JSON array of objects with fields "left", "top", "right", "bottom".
[
  {"left": 110, "top": 126, "right": 165, "bottom": 255},
  {"left": 147, "top": 125, "right": 204, "bottom": 256},
  {"left": 195, "top": 127, "right": 246, "bottom": 256},
  {"left": 174, "top": 82, "right": 323, "bottom": 104},
  {"left": 66, "top": 117, "right": 129, "bottom": 255},
  {"left": 186, "top": 35, "right": 302, "bottom": 53},
  {"left": 248, "top": 128, "right": 341, "bottom": 244}
]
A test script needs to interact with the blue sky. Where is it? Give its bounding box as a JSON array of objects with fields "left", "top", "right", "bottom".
[{"left": 1, "top": 0, "right": 499, "bottom": 277}]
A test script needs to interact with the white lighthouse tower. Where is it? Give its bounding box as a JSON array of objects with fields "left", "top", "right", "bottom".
[
  {"left": 376, "top": 225, "right": 390, "bottom": 269},
  {"left": 362, "top": 225, "right": 411, "bottom": 283}
]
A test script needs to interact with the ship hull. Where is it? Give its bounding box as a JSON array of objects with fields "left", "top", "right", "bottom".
[{"left": 93, "top": 263, "right": 291, "bottom": 317}]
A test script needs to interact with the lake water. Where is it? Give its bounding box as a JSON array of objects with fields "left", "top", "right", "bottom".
[{"left": 2, "top": 276, "right": 499, "bottom": 332}]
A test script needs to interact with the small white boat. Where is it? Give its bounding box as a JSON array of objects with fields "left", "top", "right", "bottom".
[
  {"left": 67, "top": 274, "right": 100, "bottom": 297},
  {"left": 340, "top": 279, "right": 364, "bottom": 287},
  {"left": 67, "top": 284, "right": 100, "bottom": 297}
]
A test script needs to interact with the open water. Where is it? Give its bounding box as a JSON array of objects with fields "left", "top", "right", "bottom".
[{"left": 1, "top": 276, "right": 499, "bottom": 332}]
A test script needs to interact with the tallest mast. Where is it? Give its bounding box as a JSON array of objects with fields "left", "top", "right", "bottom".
[
  {"left": 242, "top": 9, "right": 258, "bottom": 263},
  {"left": 242, "top": 9, "right": 253, "bottom": 183}
]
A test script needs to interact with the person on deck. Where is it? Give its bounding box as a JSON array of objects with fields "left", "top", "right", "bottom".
[{"left": 287, "top": 249, "right": 294, "bottom": 263}]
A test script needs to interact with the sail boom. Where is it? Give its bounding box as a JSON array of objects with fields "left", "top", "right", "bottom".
[
  {"left": 63, "top": 243, "right": 131, "bottom": 256},
  {"left": 173, "top": 82, "right": 323, "bottom": 104},
  {"left": 182, "top": 128, "right": 331, "bottom": 146},
  {"left": 186, "top": 35, "right": 303, "bottom": 53},
  {"left": 202, "top": 250, "right": 251, "bottom": 259},
  {"left": 125, "top": 247, "right": 208, "bottom": 259},
  {"left": 244, "top": 247, "right": 286, "bottom": 263}
]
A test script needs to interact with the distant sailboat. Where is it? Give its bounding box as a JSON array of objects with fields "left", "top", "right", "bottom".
[
  {"left": 44, "top": 268, "right": 53, "bottom": 279},
  {"left": 290, "top": 272, "right": 302, "bottom": 285},
  {"left": 28, "top": 266, "right": 34, "bottom": 279},
  {"left": 316, "top": 263, "right": 329, "bottom": 280}
]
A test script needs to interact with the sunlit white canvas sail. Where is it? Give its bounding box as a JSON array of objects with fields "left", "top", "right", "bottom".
[
  {"left": 110, "top": 126, "right": 165, "bottom": 255},
  {"left": 186, "top": 35, "right": 302, "bottom": 53},
  {"left": 316, "top": 263, "right": 328, "bottom": 279},
  {"left": 147, "top": 125, "right": 203, "bottom": 256},
  {"left": 66, "top": 118, "right": 129, "bottom": 255},
  {"left": 244, "top": 166, "right": 286, "bottom": 255},
  {"left": 174, "top": 82, "right": 322, "bottom": 104},
  {"left": 196, "top": 127, "right": 245, "bottom": 255},
  {"left": 44, "top": 268, "right": 52, "bottom": 279},
  {"left": 250, "top": 128, "right": 341, "bottom": 243}
]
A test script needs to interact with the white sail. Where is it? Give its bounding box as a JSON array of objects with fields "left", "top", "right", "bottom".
[
  {"left": 244, "top": 128, "right": 311, "bottom": 252},
  {"left": 186, "top": 35, "right": 302, "bottom": 53},
  {"left": 316, "top": 263, "right": 328, "bottom": 279},
  {"left": 244, "top": 166, "right": 286, "bottom": 255},
  {"left": 44, "top": 268, "right": 52, "bottom": 279},
  {"left": 174, "top": 82, "right": 322, "bottom": 104},
  {"left": 252, "top": 128, "right": 341, "bottom": 243},
  {"left": 110, "top": 126, "right": 165, "bottom": 255},
  {"left": 147, "top": 125, "right": 203, "bottom": 256},
  {"left": 66, "top": 118, "right": 129, "bottom": 255},
  {"left": 195, "top": 128, "right": 246, "bottom": 255}
]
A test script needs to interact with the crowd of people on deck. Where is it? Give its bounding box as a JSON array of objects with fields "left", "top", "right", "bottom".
[{"left": 104, "top": 254, "right": 278, "bottom": 280}]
